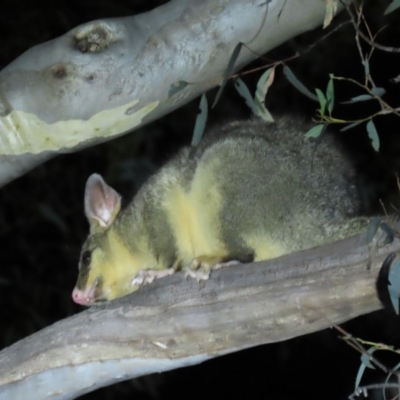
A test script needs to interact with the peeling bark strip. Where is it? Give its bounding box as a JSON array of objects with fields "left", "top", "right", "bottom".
[
  {"left": 0, "top": 229, "right": 398, "bottom": 400},
  {"left": 0, "top": 0, "right": 344, "bottom": 186}
]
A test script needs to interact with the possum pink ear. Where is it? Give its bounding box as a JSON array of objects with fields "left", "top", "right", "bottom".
[{"left": 84, "top": 174, "right": 121, "bottom": 231}]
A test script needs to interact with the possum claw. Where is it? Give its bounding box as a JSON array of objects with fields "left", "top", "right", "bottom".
[
  {"left": 184, "top": 257, "right": 240, "bottom": 282},
  {"left": 131, "top": 268, "right": 175, "bottom": 287}
]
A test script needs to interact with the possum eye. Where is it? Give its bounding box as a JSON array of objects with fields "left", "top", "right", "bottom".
[{"left": 80, "top": 250, "right": 92, "bottom": 268}]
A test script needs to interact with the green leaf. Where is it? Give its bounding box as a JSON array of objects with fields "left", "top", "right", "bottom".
[
  {"left": 191, "top": 94, "right": 208, "bottom": 146},
  {"left": 235, "top": 78, "right": 258, "bottom": 112},
  {"left": 283, "top": 65, "right": 318, "bottom": 101},
  {"left": 253, "top": 67, "right": 275, "bottom": 122},
  {"left": 362, "top": 59, "right": 370, "bottom": 76},
  {"left": 340, "top": 121, "right": 364, "bottom": 132},
  {"left": 342, "top": 94, "right": 374, "bottom": 104},
  {"left": 305, "top": 124, "right": 324, "bottom": 138},
  {"left": 253, "top": 103, "right": 274, "bottom": 122},
  {"left": 213, "top": 42, "right": 242, "bottom": 108},
  {"left": 360, "top": 349, "right": 376, "bottom": 370},
  {"left": 326, "top": 77, "right": 334, "bottom": 114},
  {"left": 366, "top": 120, "right": 380, "bottom": 151},
  {"left": 385, "top": 0, "right": 400, "bottom": 15},
  {"left": 370, "top": 87, "right": 386, "bottom": 97},
  {"left": 315, "top": 88, "right": 327, "bottom": 116},
  {"left": 168, "top": 81, "right": 188, "bottom": 97},
  {"left": 388, "top": 260, "right": 400, "bottom": 314},
  {"left": 255, "top": 68, "right": 274, "bottom": 100},
  {"left": 355, "top": 347, "right": 377, "bottom": 390},
  {"left": 323, "top": 0, "right": 338, "bottom": 28}
]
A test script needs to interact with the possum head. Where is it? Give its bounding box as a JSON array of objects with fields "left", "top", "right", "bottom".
[{"left": 72, "top": 174, "right": 140, "bottom": 306}]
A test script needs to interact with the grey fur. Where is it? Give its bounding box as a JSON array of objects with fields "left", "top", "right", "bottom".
[{"left": 118, "top": 116, "right": 366, "bottom": 259}]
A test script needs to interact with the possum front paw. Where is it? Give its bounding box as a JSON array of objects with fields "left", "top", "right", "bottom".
[
  {"left": 131, "top": 268, "right": 176, "bottom": 287},
  {"left": 184, "top": 256, "right": 240, "bottom": 282}
]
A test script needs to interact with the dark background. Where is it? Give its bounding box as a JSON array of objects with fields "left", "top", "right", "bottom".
[{"left": 1, "top": 0, "right": 400, "bottom": 399}]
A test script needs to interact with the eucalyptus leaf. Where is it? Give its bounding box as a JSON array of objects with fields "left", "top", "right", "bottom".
[
  {"left": 388, "top": 260, "right": 400, "bottom": 314},
  {"left": 305, "top": 124, "right": 324, "bottom": 138},
  {"left": 253, "top": 67, "right": 275, "bottom": 122},
  {"left": 370, "top": 87, "right": 386, "bottom": 97},
  {"left": 342, "top": 94, "right": 373, "bottom": 104},
  {"left": 366, "top": 120, "right": 380, "bottom": 151},
  {"left": 191, "top": 94, "right": 208, "bottom": 146},
  {"left": 326, "top": 78, "right": 334, "bottom": 114},
  {"left": 235, "top": 78, "right": 257, "bottom": 112},
  {"left": 340, "top": 121, "right": 363, "bottom": 132},
  {"left": 315, "top": 88, "right": 326, "bottom": 116},
  {"left": 360, "top": 349, "right": 376, "bottom": 370},
  {"left": 283, "top": 65, "right": 318, "bottom": 101},
  {"left": 385, "top": 0, "right": 400, "bottom": 15},
  {"left": 323, "top": 0, "right": 338, "bottom": 28},
  {"left": 362, "top": 59, "right": 370, "bottom": 76},
  {"left": 355, "top": 347, "right": 377, "bottom": 390},
  {"left": 213, "top": 42, "right": 242, "bottom": 108}
]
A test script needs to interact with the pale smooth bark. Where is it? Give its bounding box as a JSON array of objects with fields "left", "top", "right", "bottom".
[{"left": 0, "top": 0, "right": 342, "bottom": 186}]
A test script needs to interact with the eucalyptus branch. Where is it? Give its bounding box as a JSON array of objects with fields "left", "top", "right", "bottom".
[{"left": 346, "top": 2, "right": 400, "bottom": 53}]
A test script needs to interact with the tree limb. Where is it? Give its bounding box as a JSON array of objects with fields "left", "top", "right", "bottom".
[
  {"left": 0, "top": 0, "right": 343, "bottom": 186},
  {"left": 0, "top": 227, "right": 397, "bottom": 399}
]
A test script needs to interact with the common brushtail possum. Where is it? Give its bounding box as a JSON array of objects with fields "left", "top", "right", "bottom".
[{"left": 72, "top": 117, "right": 368, "bottom": 306}]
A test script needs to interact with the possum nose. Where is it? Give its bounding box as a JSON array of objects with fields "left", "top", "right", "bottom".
[{"left": 72, "top": 287, "right": 93, "bottom": 305}]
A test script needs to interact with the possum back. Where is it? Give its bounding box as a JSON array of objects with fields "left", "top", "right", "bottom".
[{"left": 161, "top": 116, "right": 363, "bottom": 260}]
